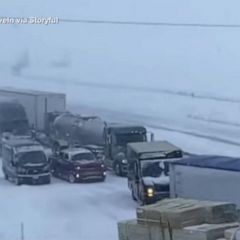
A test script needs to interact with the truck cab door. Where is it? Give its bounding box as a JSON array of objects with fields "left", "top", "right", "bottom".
[
  {"left": 133, "top": 161, "right": 141, "bottom": 201},
  {"left": 104, "top": 132, "right": 113, "bottom": 167}
]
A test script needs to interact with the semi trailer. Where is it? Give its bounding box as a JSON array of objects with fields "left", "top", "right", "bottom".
[{"left": 0, "top": 87, "right": 66, "bottom": 131}]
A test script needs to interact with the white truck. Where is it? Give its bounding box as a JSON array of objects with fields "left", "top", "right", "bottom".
[{"left": 0, "top": 87, "right": 66, "bottom": 131}]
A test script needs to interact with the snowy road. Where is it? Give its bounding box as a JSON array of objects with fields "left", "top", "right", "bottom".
[{"left": 0, "top": 171, "right": 136, "bottom": 240}]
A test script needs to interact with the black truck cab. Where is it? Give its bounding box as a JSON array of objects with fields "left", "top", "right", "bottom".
[
  {"left": 104, "top": 124, "right": 148, "bottom": 176},
  {"left": 127, "top": 141, "right": 182, "bottom": 204},
  {"left": 2, "top": 138, "right": 51, "bottom": 185}
]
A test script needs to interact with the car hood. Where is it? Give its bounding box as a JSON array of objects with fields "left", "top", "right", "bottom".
[
  {"left": 74, "top": 160, "right": 101, "bottom": 167},
  {"left": 21, "top": 162, "right": 47, "bottom": 168}
]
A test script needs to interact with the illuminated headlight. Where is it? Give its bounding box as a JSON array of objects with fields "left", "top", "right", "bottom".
[
  {"left": 121, "top": 159, "right": 128, "bottom": 164},
  {"left": 101, "top": 164, "right": 105, "bottom": 168},
  {"left": 76, "top": 166, "right": 81, "bottom": 170},
  {"left": 147, "top": 188, "right": 154, "bottom": 197},
  {"left": 76, "top": 174, "right": 80, "bottom": 178},
  {"left": 103, "top": 172, "right": 107, "bottom": 176}
]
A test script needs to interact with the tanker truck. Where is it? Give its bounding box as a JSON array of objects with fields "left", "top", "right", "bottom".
[{"left": 49, "top": 112, "right": 150, "bottom": 176}]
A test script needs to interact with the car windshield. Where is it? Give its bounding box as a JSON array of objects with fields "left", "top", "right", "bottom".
[
  {"left": 71, "top": 152, "right": 95, "bottom": 161},
  {"left": 141, "top": 160, "right": 169, "bottom": 177},
  {"left": 18, "top": 151, "right": 47, "bottom": 165},
  {"left": 115, "top": 133, "right": 145, "bottom": 146}
]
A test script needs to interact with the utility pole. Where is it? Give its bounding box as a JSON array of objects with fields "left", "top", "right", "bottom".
[{"left": 20, "top": 222, "right": 24, "bottom": 240}]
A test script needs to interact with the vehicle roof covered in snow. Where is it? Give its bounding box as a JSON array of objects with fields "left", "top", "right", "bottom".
[
  {"left": 4, "top": 138, "right": 40, "bottom": 148},
  {"left": 0, "top": 87, "right": 65, "bottom": 97},
  {"left": 170, "top": 155, "right": 240, "bottom": 172},
  {"left": 62, "top": 147, "right": 92, "bottom": 154},
  {"left": 128, "top": 141, "right": 181, "bottom": 154},
  {"left": 107, "top": 123, "right": 146, "bottom": 134}
]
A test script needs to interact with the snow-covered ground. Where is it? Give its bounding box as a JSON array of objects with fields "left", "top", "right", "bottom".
[
  {"left": 1, "top": 1, "right": 240, "bottom": 239},
  {"left": 0, "top": 170, "right": 136, "bottom": 240}
]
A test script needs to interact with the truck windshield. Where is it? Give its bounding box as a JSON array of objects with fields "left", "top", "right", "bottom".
[
  {"left": 114, "top": 133, "right": 145, "bottom": 146},
  {"left": 18, "top": 151, "right": 47, "bottom": 165},
  {"left": 71, "top": 152, "right": 95, "bottom": 161},
  {"left": 141, "top": 160, "right": 169, "bottom": 177},
  {"left": 0, "top": 120, "right": 29, "bottom": 134}
]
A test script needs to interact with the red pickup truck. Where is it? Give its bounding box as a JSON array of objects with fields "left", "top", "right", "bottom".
[{"left": 50, "top": 147, "right": 107, "bottom": 183}]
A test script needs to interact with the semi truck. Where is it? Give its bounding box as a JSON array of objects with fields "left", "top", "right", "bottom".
[
  {"left": 0, "top": 97, "right": 29, "bottom": 136},
  {"left": 49, "top": 112, "right": 151, "bottom": 175}
]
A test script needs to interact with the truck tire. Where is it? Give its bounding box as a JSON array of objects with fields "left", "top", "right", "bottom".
[
  {"left": 4, "top": 173, "right": 8, "bottom": 180},
  {"left": 68, "top": 174, "right": 76, "bottom": 183},
  {"left": 46, "top": 176, "right": 51, "bottom": 184},
  {"left": 15, "top": 177, "right": 21, "bottom": 186},
  {"left": 114, "top": 163, "right": 122, "bottom": 176},
  {"left": 131, "top": 189, "right": 137, "bottom": 201}
]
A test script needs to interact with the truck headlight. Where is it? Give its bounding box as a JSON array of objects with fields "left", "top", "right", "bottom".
[
  {"left": 147, "top": 188, "right": 154, "bottom": 197},
  {"left": 76, "top": 166, "right": 81, "bottom": 170},
  {"left": 121, "top": 159, "right": 128, "bottom": 164},
  {"left": 101, "top": 164, "right": 105, "bottom": 168}
]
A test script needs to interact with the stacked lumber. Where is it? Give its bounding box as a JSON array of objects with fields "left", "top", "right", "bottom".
[
  {"left": 118, "top": 198, "right": 239, "bottom": 240},
  {"left": 224, "top": 227, "right": 239, "bottom": 240}
]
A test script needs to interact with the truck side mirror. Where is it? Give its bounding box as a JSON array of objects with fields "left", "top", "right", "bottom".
[
  {"left": 147, "top": 132, "right": 154, "bottom": 142},
  {"left": 150, "top": 133, "right": 154, "bottom": 142}
]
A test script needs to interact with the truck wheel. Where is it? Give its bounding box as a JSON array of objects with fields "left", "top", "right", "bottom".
[
  {"left": 46, "top": 176, "right": 51, "bottom": 184},
  {"left": 68, "top": 174, "right": 75, "bottom": 183},
  {"left": 4, "top": 173, "right": 8, "bottom": 180},
  {"left": 131, "top": 189, "right": 137, "bottom": 201},
  {"left": 15, "top": 177, "right": 21, "bottom": 186},
  {"left": 114, "top": 163, "right": 122, "bottom": 176}
]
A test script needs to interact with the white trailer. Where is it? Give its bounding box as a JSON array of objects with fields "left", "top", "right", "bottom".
[
  {"left": 169, "top": 155, "right": 240, "bottom": 207},
  {"left": 0, "top": 87, "right": 66, "bottom": 131}
]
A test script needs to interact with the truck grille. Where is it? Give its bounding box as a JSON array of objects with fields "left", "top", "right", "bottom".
[{"left": 155, "top": 184, "right": 169, "bottom": 192}]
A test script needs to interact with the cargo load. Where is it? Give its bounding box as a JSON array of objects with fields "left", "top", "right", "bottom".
[{"left": 118, "top": 198, "right": 239, "bottom": 240}]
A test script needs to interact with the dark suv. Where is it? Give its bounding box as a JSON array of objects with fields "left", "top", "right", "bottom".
[
  {"left": 50, "top": 147, "right": 107, "bottom": 183},
  {"left": 2, "top": 138, "right": 51, "bottom": 185}
]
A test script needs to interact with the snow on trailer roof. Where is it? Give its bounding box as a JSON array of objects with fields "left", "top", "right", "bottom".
[
  {"left": 0, "top": 87, "right": 65, "bottom": 97},
  {"left": 170, "top": 155, "right": 240, "bottom": 172},
  {"left": 128, "top": 141, "right": 182, "bottom": 154},
  {"left": 4, "top": 138, "right": 40, "bottom": 148}
]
